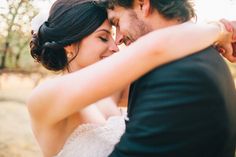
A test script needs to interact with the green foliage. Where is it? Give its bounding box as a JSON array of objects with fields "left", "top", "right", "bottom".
[{"left": 0, "top": 0, "right": 39, "bottom": 70}]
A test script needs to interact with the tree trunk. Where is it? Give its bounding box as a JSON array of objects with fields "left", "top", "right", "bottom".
[
  {"left": 0, "top": 0, "right": 24, "bottom": 69},
  {"left": 0, "top": 42, "right": 9, "bottom": 69},
  {"left": 15, "top": 39, "right": 28, "bottom": 68}
]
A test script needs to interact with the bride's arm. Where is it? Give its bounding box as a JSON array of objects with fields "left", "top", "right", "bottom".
[{"left": 27, "top": 21, "right": 231, "bottom": 125}]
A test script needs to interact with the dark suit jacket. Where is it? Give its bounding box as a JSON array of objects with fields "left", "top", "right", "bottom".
[{"left": 109, "top": 47, "right": 236, "bottom": 157}]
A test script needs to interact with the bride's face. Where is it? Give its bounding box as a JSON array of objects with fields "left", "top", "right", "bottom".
[{"left": 68, "top": 20, "right": 119, "bottom": 70}]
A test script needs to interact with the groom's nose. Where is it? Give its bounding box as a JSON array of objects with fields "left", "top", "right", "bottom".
[{"left": 115, "top": 28, "right": 124, "bottom": 45}]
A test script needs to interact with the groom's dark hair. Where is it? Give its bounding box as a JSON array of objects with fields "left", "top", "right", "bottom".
[{"left": 99, "top": 0, "right": 195, "bottom": 22}]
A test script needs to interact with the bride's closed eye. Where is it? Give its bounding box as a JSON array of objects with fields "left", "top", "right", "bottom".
[{"left": 99, "top": 36, "right": 108, "bottom": 42}]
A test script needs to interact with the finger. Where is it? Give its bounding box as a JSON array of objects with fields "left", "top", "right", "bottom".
[
  {"left": 222, "top": 44, "right": 236, "bottom": 62},
  {"left": 225, "top": 43, "right": 233, "bottom": 56},
  {"left": 222, "top": 44, "right": 232, "bottom": 58},
  {"left": 220, "top": 19, "right": 233, "bottom": 32},
  {"left": 221, "top": 53, "right": 236, "bottom": 63}
]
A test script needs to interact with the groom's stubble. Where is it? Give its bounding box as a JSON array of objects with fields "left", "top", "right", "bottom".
[
  {"left": 126, "top": 10, "right": 152, "bottom": 42},
  {"left": 110, "top": 8, "right": 152, "bottom": 46}
]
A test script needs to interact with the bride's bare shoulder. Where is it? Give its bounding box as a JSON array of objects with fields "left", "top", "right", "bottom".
[{"left": 26, "top": 76, "right": 59, "bottom": 121}]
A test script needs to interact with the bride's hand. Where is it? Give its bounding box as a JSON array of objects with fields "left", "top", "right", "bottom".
[{"left": 214, "top": 19, "right": 236, "bottom": 62}]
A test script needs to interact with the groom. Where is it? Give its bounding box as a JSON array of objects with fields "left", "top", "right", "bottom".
[{"left": 99, "top": 0, "right": 236, "bottom": 157}]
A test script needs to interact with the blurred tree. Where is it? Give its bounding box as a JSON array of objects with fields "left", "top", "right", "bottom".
[{"left": 0, "top": 0, "right": 37, "bottom": 69}]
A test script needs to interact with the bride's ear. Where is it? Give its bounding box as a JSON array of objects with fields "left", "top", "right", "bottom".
[{"left": 64, "top": 44, "right": 75, "bottom": 60}]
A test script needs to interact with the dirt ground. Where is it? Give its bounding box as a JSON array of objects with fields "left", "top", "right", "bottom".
[
  {"left": 0, "top": 73, "right": 44, "bottom": 157},
  {"left": 0, "top": 101, "right": 42, "bottom": 157}
]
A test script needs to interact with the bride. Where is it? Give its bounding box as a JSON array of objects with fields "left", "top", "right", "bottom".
[{"left": 27, "top": 0, "right": 235, "bottom": 157}]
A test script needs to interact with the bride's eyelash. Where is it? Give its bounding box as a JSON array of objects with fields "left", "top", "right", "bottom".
[{"left": 99, "top": 37, "right": 108, "bottom": 42}]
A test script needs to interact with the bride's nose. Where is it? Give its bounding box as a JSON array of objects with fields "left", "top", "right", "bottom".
[{"left": 109, "top": 41, "right": 119, "bottom": 53}]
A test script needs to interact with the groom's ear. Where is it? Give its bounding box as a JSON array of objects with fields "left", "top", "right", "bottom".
[{"left": 136, "top": 0, "right": 151, "bottom": 17}]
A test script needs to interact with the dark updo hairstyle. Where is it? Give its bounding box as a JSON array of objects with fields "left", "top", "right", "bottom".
[{"left": 30, "top": 0, "right": 107, "bottom": 71}]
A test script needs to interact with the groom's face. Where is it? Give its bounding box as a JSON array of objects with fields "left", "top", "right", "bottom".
[{"left": 107, "top": 6, "right": 151, "bottom": 46}]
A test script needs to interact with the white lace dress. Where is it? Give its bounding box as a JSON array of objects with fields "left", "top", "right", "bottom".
[{"left": 54, "top": 115, "right": 126, "bottom": 157}]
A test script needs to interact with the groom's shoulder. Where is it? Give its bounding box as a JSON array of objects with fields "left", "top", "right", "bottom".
[{"left": 138, "top": 46, "right": 230, "bottom": 83}]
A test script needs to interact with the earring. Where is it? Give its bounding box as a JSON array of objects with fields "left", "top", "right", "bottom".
[{"left": 67, "top": 53, "right": 73, "bottom": 59}]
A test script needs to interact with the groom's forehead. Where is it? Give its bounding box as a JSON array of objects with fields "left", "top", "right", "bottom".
[
  {"left": 107, "top": 6, "right": 133, "bottom": 26},
  {"left": 107, "top": 9, "right": 115, "bottom": 18},
  {"left": 107, "top": 9, "right": 117, "bottom": 25}
]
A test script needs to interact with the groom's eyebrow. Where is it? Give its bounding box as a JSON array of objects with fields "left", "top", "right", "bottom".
[{"left": 96, "top": 29, "right": 111, "bottom": 34}]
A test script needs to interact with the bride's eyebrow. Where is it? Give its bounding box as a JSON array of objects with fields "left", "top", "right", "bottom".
[{"left": 95, "top": 29, "right": 111, "bottom": 34}]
